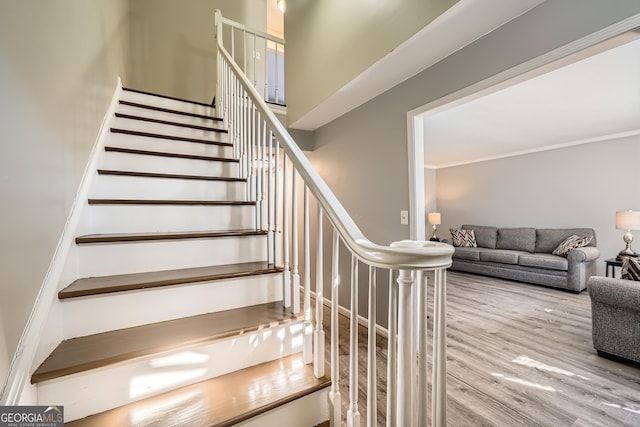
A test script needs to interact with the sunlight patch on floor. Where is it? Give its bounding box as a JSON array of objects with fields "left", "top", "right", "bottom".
[
  {"left": 512, "top": 355, "right": 590, "bottom": 380},
  {"left": 491, "top": 373, "right": 556, "bottom": 392},
  {"left": 602, "top": 402, "right": 640, "bottom": 415}
]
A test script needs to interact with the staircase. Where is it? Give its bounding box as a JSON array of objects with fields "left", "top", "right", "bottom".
[{"left": 30, "top": 88, "right": 331, "bottom": 425}]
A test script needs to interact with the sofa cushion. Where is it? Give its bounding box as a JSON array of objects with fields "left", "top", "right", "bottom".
[
  {"left": 535, "top": 228, "right": 597, "bottom": 253},
  {"left": 453, "top": 247, "right": 483, "bottom": 261},
  {"left": 462, "top": 225, "right": 498, "bottom": 249},
  {"left": 496, "top": 228, "right": 536, "bottom": 253},
  {"left": 450, "top": 229, "right": 477, "bottom": 247},
  {"left": 479, "top": 249, "right": 526, "bottom": 265},
  {"left": 552, "top": 235, "right": 592, "bottom": 257},
  {"left": 518, "top": 253, "right": 568, "bottom": 271},
  {"left": 622, "top": 257, "right": 640, "bottom": 281}
]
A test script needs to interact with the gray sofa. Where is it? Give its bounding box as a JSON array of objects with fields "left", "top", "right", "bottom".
[
  {"left": 446, "top": 225, "right": 600, "bottom": 292},
  {"left": 589, "top": 276, "right": 640, "bottom": 364}
]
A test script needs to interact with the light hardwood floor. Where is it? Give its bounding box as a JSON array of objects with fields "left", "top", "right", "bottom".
[{"left": 325, "top": 271, "right": 640, "bottom": 427}]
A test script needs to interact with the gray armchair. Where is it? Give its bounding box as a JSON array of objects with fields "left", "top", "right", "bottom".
[{"left": 588, "top": 276, "right": 640, "bottom": 364}]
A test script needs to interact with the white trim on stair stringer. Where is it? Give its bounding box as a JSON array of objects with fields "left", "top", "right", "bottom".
[
  {"left": 0, "top": 78, "right": 124, "bottom": 406},
  {"left": 309, "top": 291, "right": 389, "bottom": 339}
]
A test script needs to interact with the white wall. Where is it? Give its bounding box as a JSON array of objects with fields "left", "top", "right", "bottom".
[
  {"left": 284, "top": 0, "right": 460, "bottom": 126},
  {"left": 129, "top": 0, "right": 267, "bottom": 104},
  {"left": 437, "top": 135, "right": 640, "bottom": 275},
  {"left": 0, "top": 0, "right": 130, "bottom": 383},
  {"left": 306, "top": 0, "right": 640, "bottom": 326}
]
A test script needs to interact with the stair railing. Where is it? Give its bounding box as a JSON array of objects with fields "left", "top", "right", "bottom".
[
  {"left": 215, "top": 11, "right": 285, "bottom": 106},
  {"left": 215, "top": 10, "right": 454, "bottom": 427}
]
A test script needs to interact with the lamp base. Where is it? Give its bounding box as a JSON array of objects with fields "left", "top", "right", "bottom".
[
  {"left": 429, "top": 237, "right": 440, "bottom": 242},
  {"left": 617, "top": 249, "right": 639, "bottom": 261}
]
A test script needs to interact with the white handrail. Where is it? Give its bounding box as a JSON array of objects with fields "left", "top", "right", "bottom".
[
  {"left": 216, "top": 31, "right": 452, "bottom": 271},
  {"left": 215, "top": 10, "right": 453, "bottom": 426}
]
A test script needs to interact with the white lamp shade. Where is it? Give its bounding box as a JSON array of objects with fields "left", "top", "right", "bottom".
[
  {"left": 616, "top": 210, "right": 640, "bottom": 230},
  {"left": 428, "top": 212, "right": 441, "bottom": 225}
]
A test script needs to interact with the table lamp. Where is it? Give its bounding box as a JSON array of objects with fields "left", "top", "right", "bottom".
[
  {"left": 428, "top": 212, "right": 441, "bottom": 242},
  {"left": 616, "top": 210, "right": 640, "bottom": 259}
]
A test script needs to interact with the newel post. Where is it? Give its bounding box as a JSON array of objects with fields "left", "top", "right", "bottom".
[{"left": 395, "top": 269, "right": 415, "bottom": 426}]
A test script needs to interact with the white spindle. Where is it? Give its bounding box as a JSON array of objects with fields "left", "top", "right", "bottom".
[
  {"left": 252, "top": 33, "right": 257, "bottom": 88},
  {"left": 282, "top": 156, "right": 291, "bottom": 308},
  {"left": 303, "top": 186, "right": 312, "bottom": 365},
  {"left": 432, "top": 268, "right": 447, "bottom": 427},
  {"left": 329, "top": 230, "right": 341, "bottom": 425},
  {"left": 291, "top": 169, "right": 300, "bottom": 314},
  {"left": 314, "top": 205, "right": 325, "bottom": 378},
  {"left": 274, "top": 43, "right": 279, "bottom": 104},
  {"left": 274, "top": 142, "right": 281, "bottom": 266},
  {"left": 347, "top": 255, "right": 361, "bottom": 426},
  {"left": 367, "top": 266, "right": 377, "bottom": 427},
  {"left": 267, "top": 130, "right": 274, "bottom": 264},
  {"left": 396, "top": 269, "right": 414, "bottom": 427},
  {"left": 386, "top": 270, "right": 398, "bottom": 426},
  {"left": 416, "top": 271, "right": 428, "bottom": 426},
  {"left": 242, "top": 29, "right": 247, "bottom": 75},
  {"left": 260, "top": 119, "right": 267, "bottom": 231},
  {"left": 264, "top": 38, "right": 268, "bottom": 100}
]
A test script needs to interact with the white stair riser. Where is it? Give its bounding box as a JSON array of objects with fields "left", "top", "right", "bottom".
[
  {"left": 78, "top": 204, "right": 257, "bottom": 234},
  {"left": 106, "top": 132, "right": 233, "bottom": 159},
  {"left": 100, "top": 151, "right": 240, "bottom": 177},
  {"left": 89, "top": 174, "right": 247, "bottom": 201},
  {"left": 238, "top": 388, "right": 330, "bottom": 427},
  {"left": 77, "top": 236, "right": 267, "bottom": 277},
  {"left": 61, "top": 273, "right": 284, "bottom": 338},
  {"left": 120, "top": 91, "right": 215, "bottom": 117},
  {"left": 38, "top": 322, "right": 304, "bottom": 422},
  {"left": 118, "top": 103, "right": 224, "bottom": 129},
  {"left": 113, "top": 117, "right": 229, "bottom": 143}
]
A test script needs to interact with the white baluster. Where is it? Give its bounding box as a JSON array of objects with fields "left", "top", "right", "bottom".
[
  {"left": 303, "top": 186, "right": 312, "bottom": 365},
  {"left": 274, "top": 142, "right": 281, "bottom": 266},
  {"left": 314, "top": 205, "right": 325, "bottom": 378},
  {"left": 367, "top": 266, "right": 377, "bottom": 427},
  {"left": 242, "top": 29, "right": 247, "bottom": 75},
  {"left": 264, "top": 38, "right": 268, "bottom": 100},
  {"left": 274, "top": 43, "right": 279, "bottom": 104},
  {"left": 329, "top": 230, "right": 342, "bottom": 425},
  {"left": 386, "top": 270, "right": 398, "bottom": 426},
  {"left": 260, "top": 120, "right": 267, "bottom": 231},
  {"left": 282, "top": 156, "right": 291, "bottom": 308},
  {"left": 432, "top": 268, "right": 447, "bottom": 427},
  {"left": 416, "top": 271, "right": 428, "bottom": 426},
  {"left": 396, "top": 269, "right": 414, "bottom": 427},
  {"left": 267, "top": 130, "right": 274, "bottom": 264},
  {"left": 253, "top": 33, "right": 257, "bottom": 88},
  {"left": 347, "top": 255, "right": 361, "bottom": 427},
  {"left": 291, "top": 169, "right": 300, "bottom": 314}
]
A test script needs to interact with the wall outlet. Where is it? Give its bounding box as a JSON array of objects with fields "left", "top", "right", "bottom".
[
  {"left": 254, "top": 51, "right": 261, "bottom": 60},
  {"left": 400, "top": 210, "right": 409, "bottom": 225}
]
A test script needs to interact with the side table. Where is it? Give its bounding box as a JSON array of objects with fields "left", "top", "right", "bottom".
[{"left": 605, "top": 258, "right": 622, "bottom": 278}]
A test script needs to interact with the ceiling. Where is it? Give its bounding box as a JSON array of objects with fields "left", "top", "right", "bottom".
[
  {"left": 421, "top": 34, "right": 640, "bottom": 169},
  {"left": 290, "top": 0, "right": 547, "bottom": 130}
]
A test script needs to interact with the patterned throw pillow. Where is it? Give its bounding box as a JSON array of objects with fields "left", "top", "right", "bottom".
[
  {"left": 450, "top": 229, "right": 477, "bottom": 247},
  {"left": 621, "top": 257, "right": 640, "bottom": 281},
  {"left": 552, "top": 234, "right": 592, "bottom": 257}
]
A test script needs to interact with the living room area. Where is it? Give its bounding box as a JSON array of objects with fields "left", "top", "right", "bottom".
[{"left": 409, "top": 26, "right": 640, "bottom": 427}]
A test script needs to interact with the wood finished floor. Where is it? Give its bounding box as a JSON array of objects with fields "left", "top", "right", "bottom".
[{"left": 326, "top": 271, "right": 640, "bottom": 427}]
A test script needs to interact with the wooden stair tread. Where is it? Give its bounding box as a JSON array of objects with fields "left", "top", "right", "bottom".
[
  {"left": 96, "top": 169, "right": 246, "bottom": 182},
  {"left": 119, "top": 100, "right": 222, "bottom": 122},
  {"left": 104, "top": 146, "right": 237, "bottom": 162},
  {"left": 87, "top": 199, "right": 254, "bottom": 206},
  {"left": 65, "top": 354, "right": 331, "bottom": 427},
  {"left": 59, "top": 261, "right": 283, "bottom": 300},
  {"left": 75, "top": 229, "right": 265, "bottom": 244},
  {"left": 32, "top": 302, "right": 296, "bottom": 384},
  {"left": 115, "top": 112, "right": 228, "bottom": 133},
  {"left": 111, "top": 128, "right": 231, "bottom": 146},
  {"left": 123, "top": 87, "right": 215, "bottom": 109}
]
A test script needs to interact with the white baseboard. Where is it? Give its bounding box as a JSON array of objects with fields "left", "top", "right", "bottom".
[{"left": 0, "top": 78, "right": 123, "bottom": 405}]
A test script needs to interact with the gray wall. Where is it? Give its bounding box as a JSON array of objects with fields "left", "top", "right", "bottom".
[
  {"left": 306, "top": 0, "right": 640, "bottom": 326},
  {"left": 284, "top": 0, "right": 460, "bottom": 125},
  {"left": 0, "top": 0, "right": 130, "bottom": 383},
  {"left": 128, "top": 0, "right": 266, "bottom": 104},
  {"left": 438, "top": 135, "right": 640, "bottom": 276}
]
